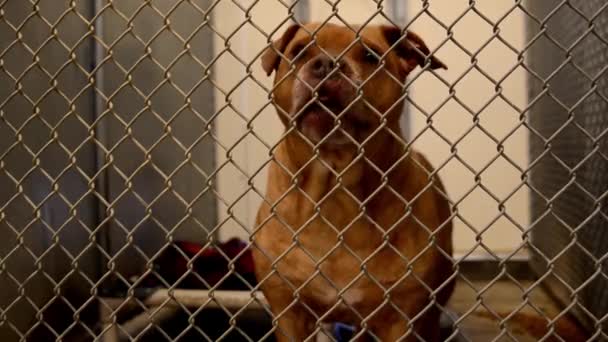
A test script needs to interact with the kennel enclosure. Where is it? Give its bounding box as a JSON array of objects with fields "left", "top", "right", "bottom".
[{"left": 1, "top": 0, "right": 608, "bottom": 340}]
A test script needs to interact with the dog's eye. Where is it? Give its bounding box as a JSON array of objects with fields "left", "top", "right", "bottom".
[
  {"left": 363, "top": 49, "right": 380, "bottom": 64},
  {"left": 355, "top": 119, "right": 372, "bottom": 131},
  {"left": 290, "top": 43, "right": 306, "bottom": 59}
]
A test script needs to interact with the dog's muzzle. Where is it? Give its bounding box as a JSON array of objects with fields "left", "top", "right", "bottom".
[{"left": 291, "top": 55, "right": 358, "bottom": 145}]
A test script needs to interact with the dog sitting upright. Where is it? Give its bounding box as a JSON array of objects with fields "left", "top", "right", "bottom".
[{"left": 253, "top": 22, "right": 454, "bottom": 342}]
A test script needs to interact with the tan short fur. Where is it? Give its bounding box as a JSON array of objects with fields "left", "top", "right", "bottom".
[{"left": 253, "top": 22, "right": 454, "bottom": 342}]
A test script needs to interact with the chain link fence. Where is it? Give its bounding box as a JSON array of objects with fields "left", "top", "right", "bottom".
[
  {"left": 527, "top": 0, "right": 608, "bottom": 337},
  {"left": 0, "top": 0, "right": 606, "bottom": 341}
]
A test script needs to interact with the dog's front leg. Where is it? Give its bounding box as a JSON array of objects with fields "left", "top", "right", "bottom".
[
  {"left": 367, "top": 304, "right": 441, "bottom": 342},
  {"left": 271, "top": 302, "right": 316, "bottom": 342},
  {"left": 260, "top": 277, "right": 316, "bottom": 342}
]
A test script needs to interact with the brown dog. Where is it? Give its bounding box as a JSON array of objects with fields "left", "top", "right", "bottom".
[{"left": 253, "top": 22, "right": 454, "bottom": 342}]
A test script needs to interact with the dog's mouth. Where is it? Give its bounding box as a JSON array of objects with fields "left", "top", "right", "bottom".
[
  {"left": 294, "top": 100, "right": 374, "bottom": 147},
  {"left": 290, "top": 74, "right": 371, "bottom": 147},
  {"left": 295, "top": 102, "right": 350, "bottom": 146}
]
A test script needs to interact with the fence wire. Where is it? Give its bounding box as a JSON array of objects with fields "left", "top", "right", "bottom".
[{"left": 0, "top": 0, "right": 607, "bottom": 341}]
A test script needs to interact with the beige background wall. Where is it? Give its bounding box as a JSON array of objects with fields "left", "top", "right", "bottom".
[
  {"left": 213, "top": 0, "right": 529, "bottom": 256},
  {"left": 403, "top": 1, "right": 529, "bottom": 256}
]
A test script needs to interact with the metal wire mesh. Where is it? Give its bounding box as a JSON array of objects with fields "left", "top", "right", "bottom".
[
  {"left": 527, "top": 0, "right": 608, "bottom": 337},
  {"left": 0, "top": 0, "right": 606, "bottom": 341}
]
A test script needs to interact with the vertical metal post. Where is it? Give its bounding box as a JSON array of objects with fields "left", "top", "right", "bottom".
[
  {"left": 387, "top": 0, "right": 411, "bottom": 142},
  {"left": 91, "top": 0, "right": 111, "bottom": 292},
  {"left": 292, "top": 0, "right": 310, "bottom": 23}
]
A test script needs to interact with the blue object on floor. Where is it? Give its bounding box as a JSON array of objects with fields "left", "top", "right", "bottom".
[
  {"left": 330, "top": 311, "right": 465, "bottom": 342},
  {"left": 333, "top": 322, "right": 356, "bottom": 341}
]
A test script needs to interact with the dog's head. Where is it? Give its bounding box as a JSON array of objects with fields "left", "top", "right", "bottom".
[{"left": 262, "top": 23, "right": 446, "bottom": 148}]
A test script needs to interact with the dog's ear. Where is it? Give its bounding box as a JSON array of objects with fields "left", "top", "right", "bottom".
[
  {"left": 380, "top": 26, "right": 447, "bottom": 74},
  {"left": 261, "top": 24, "right": 301, "bottom": 76}
]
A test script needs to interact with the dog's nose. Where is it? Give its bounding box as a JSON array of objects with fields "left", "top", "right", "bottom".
[{"left": 310, "top": 55, "right": 336, "bottom": 78}]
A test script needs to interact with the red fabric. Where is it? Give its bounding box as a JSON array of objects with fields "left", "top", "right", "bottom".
[{"left": 141, "top": 238, "right": 256, "bottom": 290}]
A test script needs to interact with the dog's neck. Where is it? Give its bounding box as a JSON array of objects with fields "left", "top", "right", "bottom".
[{"left": 274, "top": 128, "right": 409, "bottom": 202}]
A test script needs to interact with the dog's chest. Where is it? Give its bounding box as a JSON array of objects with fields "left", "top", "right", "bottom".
[
  {"left": 295, "top": 263, "right": 385, "bottom": 321},
  {"left": 303, "top": 283, "right": 370, "bottom": 321},
  {"left": 258, "top": 167, "right": 419, "bottom": 318},
  {"left": 269, "top": 231, "right": 406, "bottom": 320}
]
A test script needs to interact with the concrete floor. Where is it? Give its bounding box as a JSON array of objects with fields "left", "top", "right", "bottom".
[
  {"left": 447, "top": 279, "right": 586, "bottom": 341},
  {"left": 103, "top": 279, "right": 589, "bottom": 341}
]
